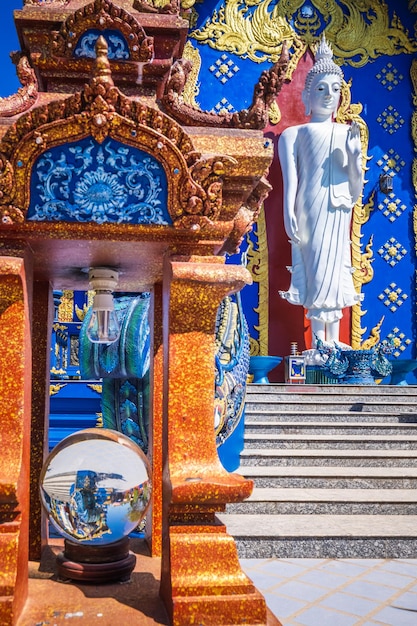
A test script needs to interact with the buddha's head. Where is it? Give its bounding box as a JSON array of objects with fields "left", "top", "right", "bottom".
[{"left": 302, "top": 37, "right": 344, "bottom": 117}]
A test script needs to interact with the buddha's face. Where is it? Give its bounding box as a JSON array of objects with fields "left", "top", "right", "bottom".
[{"left": 303, "top": 73, "right": 341, "bottom": 118}]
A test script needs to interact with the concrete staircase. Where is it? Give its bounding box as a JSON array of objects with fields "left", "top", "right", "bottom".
[{"left": 219, "top": 383, "right": 417, "bottom": 558}]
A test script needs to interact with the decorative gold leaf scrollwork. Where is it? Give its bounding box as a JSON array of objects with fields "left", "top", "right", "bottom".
[
  {"left": 50, "top": 383, "right": 67, "bottom": 396},
  {"left": 335, "top": 80, "right": 370, "bottom": 349},
  {"left": 191, "top": 0, "right": 417, "bottom": 67},
  {"left": 192, "top": 0, "right": 297, "bottom": 64},
  {"left": 247, "top": 206, "right": 269, "bottom": 356},
  {"left": 411, "top": 60, "right": 417, "bottom": 260}
]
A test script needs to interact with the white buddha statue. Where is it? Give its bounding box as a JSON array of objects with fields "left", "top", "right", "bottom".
[{"left": 278, "top": 37, "right": 363, "bottom": 347}]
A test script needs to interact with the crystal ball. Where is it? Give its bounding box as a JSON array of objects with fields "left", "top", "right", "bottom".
[{"left": 40, "top": 428, "right": 151, "bottom": 545}]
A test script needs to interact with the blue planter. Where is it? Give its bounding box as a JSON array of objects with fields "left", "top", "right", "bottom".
[
  {"left": 389, "top": 359, "right": 417, "bottom": 385},
  {"left": 249, "top": 356, "right": 282, "bottom": 384}
]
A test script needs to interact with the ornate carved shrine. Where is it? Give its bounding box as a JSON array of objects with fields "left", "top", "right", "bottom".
[{"left": 0, "top": 1, "right": 287, "bottom": 624}]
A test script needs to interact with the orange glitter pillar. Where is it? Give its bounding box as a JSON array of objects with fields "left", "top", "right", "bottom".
[
  {"left": 160, "top": 254, "right": 279, "bottom": 626},
  {"left": 29, "top": 280, "right": 53, "bottom": 561},
  {"left": 0, "top": 251, "right": 33, "bottom": 626},
  {"left": 146, "top": 283, "right": 164, "bottom": 557}
]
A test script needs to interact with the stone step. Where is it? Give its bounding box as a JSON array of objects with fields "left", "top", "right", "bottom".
[
  {"left": 239, "top": 447, "right": 417, "bottom": 467},
  {"left": 226, "top": 487, "right": 417, "bottom": 515},
  {"left": 244, "top": 409, "right": 417, "bottom": 422},
  {"left": 217, "top": 513, "right": 417, "bottom": 558},
  {"left": 237, "top": 465, "right": 417, "bottom": 489},
  {"left": 246, "top": 384, "right": 417, "bottom": 398},
  {"left": 244, "top": 421, "right": 417, "bottom": 436},
  {"left": 244, "top": 432, "right": 417, "bottom": 449},
  {"left": 245, "top": 401, "right": 417, "bottom": 414}
]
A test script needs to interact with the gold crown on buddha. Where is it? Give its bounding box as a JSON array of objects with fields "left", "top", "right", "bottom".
[{"left": 304, "top": 36, "right": 344, "bottom": 94}]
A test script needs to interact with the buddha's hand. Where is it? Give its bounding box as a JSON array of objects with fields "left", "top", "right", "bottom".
[
  {"left": 285, "top": 212, "right": 300, "bottom": 244},
  {"left": 346, "top": 121, "right": 361, "bottom": 159}
]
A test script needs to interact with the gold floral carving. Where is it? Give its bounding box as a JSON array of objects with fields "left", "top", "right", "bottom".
[
  {"left": 53, "top": 0, "right": 154, "bottom": 63},
  {"left": 191, "top": 0, "right": 297, "bottom": 64},
  {"left": 246, "top": 205, "right": 269, "bottom": 356},
  {"left": 88, "top": 384, "right": 103, "bottom": 394},
  {"left": 0, "top": 37, "right": 236, "bottom": 232},
  {"left": 335, "top": 80, "right": 371, "bottom": 349},
  {"left": 58, "top": 290, "right": 74, "bottom": 322},
  {"left": 191, "top": 0, "right": 417, "bottom": 67},
  {"left": 182, "top": 41, "right": 202, "bottom": 108},
  {"left": 50, "top": 383, "right": 67, "bottom": 396},
  {"left": 360, "top": 317, "right": 385, "bottom": 350},
  {"left": 411, "top": 59, "right": 417, "bottom": 255}
]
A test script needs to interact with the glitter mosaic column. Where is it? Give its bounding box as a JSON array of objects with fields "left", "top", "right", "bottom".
[
  {"left": 0, "top": 249, "right": 33, "bottom": 626},
  {"left": 160, "top": 254, "right": 280, "bottom": 626}
]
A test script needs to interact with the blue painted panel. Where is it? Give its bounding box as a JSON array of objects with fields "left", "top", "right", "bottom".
[
  {"left": 28, "top": 136, "right": 171, "bottom": 225},
  {"left": 74, "top": 29, "right": 130, "bottom": 60}
]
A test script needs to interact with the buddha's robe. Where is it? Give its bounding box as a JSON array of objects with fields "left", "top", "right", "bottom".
[{"left": 279, "top": 122, "right": 362, "bottom": 323}]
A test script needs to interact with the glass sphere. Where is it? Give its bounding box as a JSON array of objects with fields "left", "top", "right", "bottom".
[{"left": 40, "top": 428, "right": 151, "bottom": 545}]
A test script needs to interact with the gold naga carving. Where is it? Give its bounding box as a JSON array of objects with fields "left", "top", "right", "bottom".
[
  {"left": 244, "top": 206, "right": 269, "bottom": 357},
  {"left": 53, "top": 0, "right": 154, "bottom": 62},
  {"left": 0, "top": 37, "right": 237, "bottom": 232},
  {"left": 161, "top": 42, "right": 289, "bottom": 128},
  {"left": 191, "top": 0, "right": 417, "bottom": 67},
  {"left": 335, "top": 78, "right": 373, "bottom": 349},
  {"left": 410, "top": 58, "right": 417, "bottom": 254},
  {"left": 0, "top": 54, "right": 38, "bottom": 118}
]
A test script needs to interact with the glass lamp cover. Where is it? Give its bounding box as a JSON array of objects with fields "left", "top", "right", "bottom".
[{"left": 40, "top": 428, "right": 152, "bottom": 545}]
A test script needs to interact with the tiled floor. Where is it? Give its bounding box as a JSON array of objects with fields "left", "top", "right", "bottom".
[{"left": 240, "top": 558, "right": 417, "bottom": 625}]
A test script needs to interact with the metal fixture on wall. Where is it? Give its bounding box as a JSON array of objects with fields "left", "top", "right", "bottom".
[
  {"left": 379, "top": 173, "right": 394, "bottom": 195},
  {"left": 87, "top": 267, "right": 120, "bottom": 344}
]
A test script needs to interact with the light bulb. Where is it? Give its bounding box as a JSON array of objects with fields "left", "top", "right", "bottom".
[{"left": 86, "top": 268, "right": 120, "bottom": 344}]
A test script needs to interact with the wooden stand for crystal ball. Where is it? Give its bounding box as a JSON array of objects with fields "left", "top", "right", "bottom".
[{"left": 56, "top": 537, "right": 136, "bottom": 583}]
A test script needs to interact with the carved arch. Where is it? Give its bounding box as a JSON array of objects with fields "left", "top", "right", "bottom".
[
  {"left": 0, "top": 40, "right": 235, "bottom": 230},
  {"left": 52, "top": 0, "right": 154, "bottom": 62}
]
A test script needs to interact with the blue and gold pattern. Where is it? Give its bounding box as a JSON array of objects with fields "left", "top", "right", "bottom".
[
  {"left": 388, "top": 327, "right": 412, "bottom": 358},
  {"left": 378, "top": 193, "right": 407, "bottom": 223},
  {"left": 376, "top": 62, "right": 404, "bottom": 91},
  {"left": 189, "top": 1, "right": 417, "bottom": 358},
  {"left": 378, "top": 283, "right": 408, "bottom": 314},
  {"left": 376, "top": 105, "right": 405, "bottom": 134},
  {"left": 377, "top": 237, "right": 408, "bottom": 267}
]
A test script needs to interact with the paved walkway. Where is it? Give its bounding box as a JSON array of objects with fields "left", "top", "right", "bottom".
[{"left": 241, "top": 558, "right": 417, "bottom": 625}]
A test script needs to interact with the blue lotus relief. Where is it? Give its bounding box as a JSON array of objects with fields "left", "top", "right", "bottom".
[
  {"left": 73, "top": 168, "right": 127, "bottom": 223},
  {"left": 27, "top": 137, "right": 171, "bottom": 225}
]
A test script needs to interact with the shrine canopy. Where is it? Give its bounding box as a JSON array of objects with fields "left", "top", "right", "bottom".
[{"left": 0, "top": 0, "right": 285, "bottom": 293}]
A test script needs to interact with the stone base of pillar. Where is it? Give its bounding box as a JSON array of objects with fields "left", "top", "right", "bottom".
[{"left": 161, "top": 522, "right": 282, "bottom": 626}]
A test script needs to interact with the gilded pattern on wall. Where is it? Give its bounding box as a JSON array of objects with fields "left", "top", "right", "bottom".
[
  {"left": 245, "top": 207, "right": 269, "bottom": 356},
  {"left": 335, "top": 79, "right": 372, "bottom": 348},
  {"left": 191, "top": 0, "right": 417, "bottom": 67},
  {"left": 410, "top": 59, "right": 417, "bottom": 253}
]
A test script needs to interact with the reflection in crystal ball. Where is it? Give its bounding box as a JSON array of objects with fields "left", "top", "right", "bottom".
[{"left": 40, "top": 428, "right": 152, "bottom": 545}]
